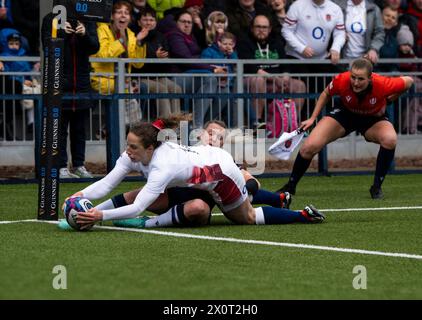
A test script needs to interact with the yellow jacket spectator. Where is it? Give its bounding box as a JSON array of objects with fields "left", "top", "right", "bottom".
[{"left": 91, "top": 1, "right": 147, "bottom": 94}]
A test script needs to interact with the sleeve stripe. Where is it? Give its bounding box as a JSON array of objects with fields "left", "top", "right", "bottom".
[{"left": 284, "top": 17, "right": 298, "bottom": 25}]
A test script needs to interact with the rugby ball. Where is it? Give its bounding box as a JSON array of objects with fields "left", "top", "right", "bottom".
[{"left": 63, "top": 197, "right": 94, "bottom": 231}]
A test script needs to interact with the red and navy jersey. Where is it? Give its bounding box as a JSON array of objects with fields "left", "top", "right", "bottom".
[{"left": 327, "top": 71, "right": 406, "bottom": 116}]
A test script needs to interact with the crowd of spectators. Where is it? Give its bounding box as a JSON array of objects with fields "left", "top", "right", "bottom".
[{"left": 0, "top": 0, "right": 421, "bottom": 175}]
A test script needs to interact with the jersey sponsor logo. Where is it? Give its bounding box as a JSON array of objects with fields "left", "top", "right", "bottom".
[
  {"left": 346, "top": 96, "right": 352, "bottom": 102},
  {"left": 370, "top": 98, "right": 377, "bottom": 105},
  {"left": 351, "top": 22, "right": 364, "bottom": 34},
  {"left": 312, "top": 27, "right": 324, "bottom": 40}
]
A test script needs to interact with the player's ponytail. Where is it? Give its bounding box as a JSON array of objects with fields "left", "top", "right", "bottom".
[{"left": 129, "top": 113, "right": 192, "bottom": 149}]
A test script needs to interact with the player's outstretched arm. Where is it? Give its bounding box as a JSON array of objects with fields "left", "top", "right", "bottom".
[{"left": 301, "top": 89, "right": 331, "bottom": 131}]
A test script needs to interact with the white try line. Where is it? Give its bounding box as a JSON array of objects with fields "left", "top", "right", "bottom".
[{"left": 1, "top": 218, "right": 422, "bottom": 261}]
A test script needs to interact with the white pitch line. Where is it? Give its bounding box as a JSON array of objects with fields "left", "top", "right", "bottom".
[
  {"left": 320, "top": 206, "right": 422, "bottom": 212},
  {"left": 1, "top": 218, "right": 422, "bottom": 261},
  {"left": 210, "top": 205, "right": 422, "bottom": 216}
]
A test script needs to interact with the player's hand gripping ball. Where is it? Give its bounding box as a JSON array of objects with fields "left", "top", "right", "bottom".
[{"left": 63, "top": 197, "right": 94, "bottom": 231}]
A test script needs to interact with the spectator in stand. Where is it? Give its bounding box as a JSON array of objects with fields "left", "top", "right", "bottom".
[
  {"left": 395, "top": 24, "right": 422, "bottom": 134},
  {"left": 267, "top": 0, "right": 290, "bottom": 38},
  {"left": 157, "top": 0, "right": 207, "bottom": 49},
  {"left": 226, "top": 0, "right": 270, "bottom": 39},
  {"left": 90, "top": 1, "right": 147, "bottom": 167},
  {"left": 10, "top": 0, "right": 39, "bottom": 56},
  {"left": 91, "top": 1, "right": 147, "bottom": 95},
  {"left": 333, "top": 0, "right": 385, "bottom": 65},
  {"left": 42, "top": 14, "right": 100, "bottom": 179},
  {"left": 0, "top": 0, "right": 13, "bottom": 29},
  {"left": 147, "top": 0, "right": 185, "bottom": 20},
  {"left": 397, "top": 24, "right": 417, "bottom": 69},
  {"left": 165, "top": 9, "right": 221, "bottom": 127},
  {"left": 129, "top": 0, "right": 153, "bottom": 34},
  {"left": 201, "top": 31, "right": 238, "bottom": 126},
  {"left": 402, "top": 0, "right": 422, "bottom": 58},
  {"left": 282, "top": 0, "right": 345, "bottom": 66},
  {"left": 0, "top": 29, "right": 32, "bottom": 141},
  {"left": 132, "top": 7, "right": 182, "bottom": 117},
  {"left": 237, "top": 15, "right": 288, "bottom": 127},
  {"left": 282, "top": 0, "right": 345, "bottom": 115},
  {"left": 204, "top": 11, "right": 229, "bottom": 46},
  {"left": 378, "top": 6, "right": 401, "bottom": 72},
  {"left": 184, "top": 0, "right": 207, "bottom": 48}
]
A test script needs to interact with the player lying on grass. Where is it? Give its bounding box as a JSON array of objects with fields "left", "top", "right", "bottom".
[
  {"left": 96, "top": 119, "right": 294, "bottom": 229},
  {"left": 62, "top": 116, "right": 325, "bottom": 230},
  {"left": 59, "top": 118, "right": 296, "bottom": 229}
]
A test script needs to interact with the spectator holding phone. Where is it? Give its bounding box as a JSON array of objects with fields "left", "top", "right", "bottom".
[{"left": 132, "top": 7, "right": 182, "bottom": 117}]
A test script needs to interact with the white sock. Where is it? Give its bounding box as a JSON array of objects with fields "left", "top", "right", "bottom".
[
  {"left": 144, "top": 206, "right": 179, "bottom": 228},
  {"left": 255, "top": 207, "right": 265, "bottom": 225},
  {"left": 95, "top": 199, "right": 115, "bottom": 211}
]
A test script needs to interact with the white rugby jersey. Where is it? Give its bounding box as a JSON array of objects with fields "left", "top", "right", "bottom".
[
  {"left": 282, "top": 0, "right": 346, "bottom": 59},
  {"left": 343, "top": 0, "right": 367, "bottom": 58},
  {"left": 81, "top": 142, "right": 236, "bottom": 221}
]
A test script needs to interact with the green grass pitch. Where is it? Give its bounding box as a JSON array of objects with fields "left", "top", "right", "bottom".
[{"left": 1, "top": 174, "right": 422, "bottom": 299}]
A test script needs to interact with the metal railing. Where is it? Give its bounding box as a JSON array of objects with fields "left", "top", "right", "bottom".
[{"left": 1, "top": 57, "right": 421, "bottom": 174}]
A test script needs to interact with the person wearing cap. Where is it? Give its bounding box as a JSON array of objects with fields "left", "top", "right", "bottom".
[
  {"left": 397, "top": 24, "right": 416, "bottom": 60},
  {"left": 395, "top": 23, "right": 421, "bottom": 135}
]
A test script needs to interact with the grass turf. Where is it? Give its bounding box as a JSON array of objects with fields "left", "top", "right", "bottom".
[{"left": 1, "top": 174, "right": 422, "bottom": 299}]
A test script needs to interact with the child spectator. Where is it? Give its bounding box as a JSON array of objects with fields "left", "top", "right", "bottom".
[
  {"left": 204, "top": 11, "right": 228, "bottom": 46},
  {"left": 129, "top": 0, "right": 153, "bottom": 34},
  {"left": 397, "top": 24, "right": 417, "bottom": 70},
  {"left": 201, "top": 32, "right": 238, "bottom": 125},
  {"left": 0, "top": 29, "right": 33, "bottom": 140},
  {"left": 395, "top": 23, "right": 422, "bottom": 134}
]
